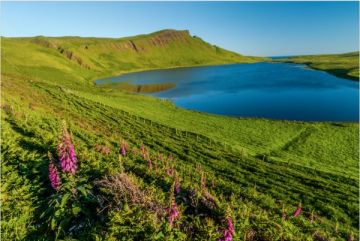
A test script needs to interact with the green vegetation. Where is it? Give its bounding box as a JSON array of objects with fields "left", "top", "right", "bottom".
[
  {"left": 1, "top": 30, "right": 358, "bottom": 240},
  {"left": 276, "top": 52, "right": 359, "bottom": 80},
  {"left": 2, "top": 29, "right": 266, "bottom": 84}
]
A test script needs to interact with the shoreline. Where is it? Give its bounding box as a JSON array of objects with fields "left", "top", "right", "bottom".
[
  {"left": 92, "top": 61, "right": 267, "bottom": 86},
  {"left": 306, "top": 64, "right": 359, "bottom": 81},
  {"left": 273, "top": 58, "right": 359, "bottom": 81}
]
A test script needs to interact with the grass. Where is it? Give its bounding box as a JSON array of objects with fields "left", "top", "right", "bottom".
[
  {"left": 1, "top": 30, "right": 359, "bottom": 240},
  {"left": 276, "top": 52, "right": 359, "bottom": 80}
]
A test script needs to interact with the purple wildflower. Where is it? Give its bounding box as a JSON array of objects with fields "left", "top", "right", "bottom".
[
  {"left": 147, "top": 157, "right": 152, "bottom": 169},
  {"left": 167, "top": 201, "right": 179, "bottom": 227},
  {"left": 293, "top": 205, "right": 302, "bottom": 217},
  {"left": 218, "top": 217, "right": 235, "bottom": 241},
  {"left": 174, "top": 176, "right": 181, "bottom": 194},
  {"left": 227, "top": 218, "right": 235, "bottom": 235},
  {"left": 220, "top": 230, "right": 233, "bottom": 241},
  {"left": 141, "top": 148, "right": 148, "bottom": 160},
  {"left": 57, "top": 124, "right": 77, "bottom": 174},
  {"left": 120, "top": 140, "right": 127, "bottom": 156},
  {"left": 49, "top": 161, "right": 61, "bottom": 191},
  {"left": 166, "top": 168, "right": 174, "bottom": 176}
]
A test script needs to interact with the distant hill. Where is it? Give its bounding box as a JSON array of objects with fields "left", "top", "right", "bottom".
[
  {"left": 2, "top": 29, "right": 267, "bottom": 85},
  {"left": 276, "top": 52, "right": 359, "bottom": 80}
]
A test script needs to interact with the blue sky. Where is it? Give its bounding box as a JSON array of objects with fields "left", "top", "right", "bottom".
[{"left": 1, "top": 1, "right": 358, "bottom": 56}]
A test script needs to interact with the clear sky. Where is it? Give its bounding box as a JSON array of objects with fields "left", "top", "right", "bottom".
[{"left": 1, "top": 1, "right": 358, "bottom": 56}]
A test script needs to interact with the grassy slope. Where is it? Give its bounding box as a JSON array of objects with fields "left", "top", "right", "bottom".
[
  {"left": 1, "top": 31, "right": 359, "bottom": 240},
  {"left": 2, "top": 29, "right": 265, "bottom": 84},
  {"left": 276, "top": 52, "right": 359, "bottom": 80}
]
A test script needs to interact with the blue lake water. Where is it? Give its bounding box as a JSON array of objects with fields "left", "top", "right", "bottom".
[{"left": 97, "top": 62, "right": 359, "bottom": 121}]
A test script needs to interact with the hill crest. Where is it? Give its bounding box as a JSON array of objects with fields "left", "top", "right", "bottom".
[{"left": 2, "top": 29, "right": 267, "bottom": 83}]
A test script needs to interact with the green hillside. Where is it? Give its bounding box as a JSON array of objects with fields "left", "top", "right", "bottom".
[
  {"left": 2, "top": 29, "right": 266, "bottom": 87},
  {"left": 276, "top": 52, "right": 359, "bottom": 80},
  {"left": 1, "top": 31, "right": 358, "bottom": 240}
]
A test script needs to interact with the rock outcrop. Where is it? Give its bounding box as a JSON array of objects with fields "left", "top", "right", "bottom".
[{"left": 32, "top": 37, "right": 90, "bottom": 69}]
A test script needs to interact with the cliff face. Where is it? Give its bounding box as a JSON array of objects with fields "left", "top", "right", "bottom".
[
  {"left": 31, "top": 37, "right": 90, "bottom": 69},
  {"left": 145, "top": 30, "right": 191, "bottom": 46},
  {"left": 108, "top": 30, "right": 206, "bottom": 53}
]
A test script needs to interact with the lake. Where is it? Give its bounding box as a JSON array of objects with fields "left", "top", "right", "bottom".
[{"left": 96, "top": 62, "right": 359, "bottom": 121}]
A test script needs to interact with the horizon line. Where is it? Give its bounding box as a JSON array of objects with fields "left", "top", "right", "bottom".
[{"left": 2, "top": 29, "right": 358, "bottom": 58}]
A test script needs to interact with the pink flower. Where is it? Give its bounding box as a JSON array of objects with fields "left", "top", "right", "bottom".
[
  {"left": 222, "top": 230, "right": 233, "bottom": 241},
  {"left": 174, "top": 176, "right": 181, "bottom": 194},
  {"left": 147, "top": 157, "right": 152, "bottom": 169},
  {"left": 120, "top": 140, "right": 127, "bottom": 156},
  {"left": 166, "top": 168, "right": 174, "bottom": 176},
  {"left": 227, "top": 218, "right": 235, "bottom": 235},
  {"left": 141, "top": 148, "right": 148, "bottom": 160},
  {"left": 293, "top": 206, "right": 302, "bottom": 217},
  {"left": 57, "top": 126, "right": 77, "bottom": 174},
  {"left": 168, "top": 202, "right": 179, "bottom": 227},
  {"left": 218, "top": 218, "right": 235, "bottom": 241},
  {"left": 49, "top": 161, "right": 61, "bottom": 190}
]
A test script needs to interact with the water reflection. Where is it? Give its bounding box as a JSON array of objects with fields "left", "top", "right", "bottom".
[{"left": 97, "top": 62, "right": 359, "bottom": 121}]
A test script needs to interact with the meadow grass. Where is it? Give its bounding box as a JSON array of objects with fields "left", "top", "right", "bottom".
[{"left": 1, "top": 32, "right": 359, "bottom": 240}]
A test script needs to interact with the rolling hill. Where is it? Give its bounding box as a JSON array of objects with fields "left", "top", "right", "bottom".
[
  {"left": 2, "top": 29, "right": 266, "bottom": 87},
  {"left": 276, "top": 52, "right": 359, "bottom": 80},
  {"left": 1, "top": 30, "right": 358, "bottom": 240}
]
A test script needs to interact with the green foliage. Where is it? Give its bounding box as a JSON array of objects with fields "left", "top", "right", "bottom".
[
  {"left": 42, "top": 174, "right": 98, "bottom": 239},
  {"left": 104, "top": 205, "right": 163, "bottom": 241},
  {"left": 1, "top": 31, "right": 358, "bottom": 240}
]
